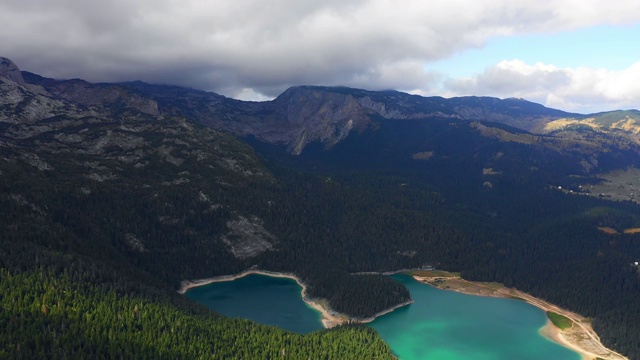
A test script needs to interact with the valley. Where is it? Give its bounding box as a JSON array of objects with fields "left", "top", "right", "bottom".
[{"left": 2, "top": 56, "right": 640, "bottom": 359}]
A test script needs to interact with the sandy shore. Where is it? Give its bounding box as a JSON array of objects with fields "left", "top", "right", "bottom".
[
  {"left": 539, "top": 319, "right": 593, "bottom": 360},
  {"left": 413, "top": 273, "right": 628, "bottom": 360},
  {"left": 179, "top": 269, "right": 410, "bottom": 328},
  {"left": 352, "top": 299, "right": 414, "bottom": 323}
]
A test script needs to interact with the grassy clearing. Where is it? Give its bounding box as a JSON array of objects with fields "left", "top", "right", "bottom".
[
  {"left": 484, "top": 282, "right": 505, "bottom": 289},
  {"left": 547, "top": 311, "right": 573, "bottom": 330},
  {"left": 598, "top": 227, "right": 619, "bottom": 235},
  {"left": 411, "top": 270, "right": 457, "bottom": 277},
  {"left": 580, "top": 167, "right": 640, "bottom": 203}
]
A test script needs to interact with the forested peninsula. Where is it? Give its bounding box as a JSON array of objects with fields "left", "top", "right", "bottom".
[{"left": 179, "top": 269, "right": 414, "bottom": 328}]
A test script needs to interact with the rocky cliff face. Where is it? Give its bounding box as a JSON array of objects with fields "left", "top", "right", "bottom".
[
  {"left": 0, "top": 57, "right": 25, "bottom": 85},
  {"left": 270, "top": 87, "right": 371, "bottom": 154}
]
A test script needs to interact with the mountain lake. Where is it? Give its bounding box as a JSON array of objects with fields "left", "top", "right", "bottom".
[{"left": 185, "top": 273, "right": 581, "bottom": 360}]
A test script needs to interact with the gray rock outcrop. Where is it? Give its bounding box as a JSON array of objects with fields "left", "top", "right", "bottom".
[{"left": 0, "top": 57, "right": 25, "bottom": 85}]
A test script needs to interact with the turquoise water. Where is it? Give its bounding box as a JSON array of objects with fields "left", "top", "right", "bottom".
[
  {"left": 185, "top": 273, "right": 581, "bottom": 360},
  {"left": 370, "top": 274, "right": 581, "bottom": 360}
]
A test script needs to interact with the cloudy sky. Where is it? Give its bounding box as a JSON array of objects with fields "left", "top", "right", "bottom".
[{"left": 2, "top": 0, "right": 639, "bottom": 113}]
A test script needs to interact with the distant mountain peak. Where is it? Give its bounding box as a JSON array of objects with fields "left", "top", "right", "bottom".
[{"left": 0, "top": 57, "right": 25, "bottom": 85}]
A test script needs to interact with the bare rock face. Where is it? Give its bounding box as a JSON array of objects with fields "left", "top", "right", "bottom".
[
  {"left": 0, "top": 57, "right": 25, "bottom": 85},
  {"left": 273, "top": 87, "right": 370, "bottom": 154},
  {"left": 222, "top": 215, "right": 276, "bottom": 260},
  {"left": 43, "top": 79, "right": 160, "bottom": 115}
]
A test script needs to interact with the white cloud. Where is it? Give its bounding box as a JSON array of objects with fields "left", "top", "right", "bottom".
[
  {"left": 0, "top": 0, "right": 639, "bottom": 109},
  {"left": 441, "top": 60, "right": 640, "bottom": 113}
]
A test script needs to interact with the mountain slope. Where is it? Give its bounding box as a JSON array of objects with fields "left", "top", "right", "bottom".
[
  {"left": 0, "top": 58, "right": 400, "bottom": 359},
  {"left": 3, "top": 57, "right": 640, "bottom": 358}
]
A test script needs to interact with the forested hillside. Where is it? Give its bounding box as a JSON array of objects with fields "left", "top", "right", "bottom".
[
  {"left": 0, "top": 246, "right": 394, "bottom": 359},
  {"left": 2, "top": 61, "right": 640, "bottom": 358},
  {"left": 0, "top": 72, "right": 401, "bottom": 358}
]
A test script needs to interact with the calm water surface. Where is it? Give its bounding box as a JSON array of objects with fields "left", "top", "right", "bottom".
[
  {"left": 184, "top": 274, "right": 323, "bottom": 333},
  {"left": 370, "top": 274, "right": 580, "bottom": 360},
  {"left": 185, "top": 273, "right": 581, "bottom": 360}
]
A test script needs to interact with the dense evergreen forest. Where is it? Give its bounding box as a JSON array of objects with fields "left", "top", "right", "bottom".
[
  {"left": 0, "top": 250, "right": 395, "bottom": 359},
  {"left": 2, "top": 76, "right": 640, "bottom": 358},
  {"left": 250, "top": 117, "right": 640, "bottom": 357}
]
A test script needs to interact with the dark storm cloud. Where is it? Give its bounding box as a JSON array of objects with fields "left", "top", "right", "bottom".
[{"left": 1, "top": 0, "right": 639, "bottom": 107}]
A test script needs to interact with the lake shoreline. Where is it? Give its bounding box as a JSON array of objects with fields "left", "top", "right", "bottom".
[
  {"left": 180, "top": 269, "right": 626, "bottom": 360},
  {"left": 179, "top": 269, "right": 411, "bottom": 328},
  {"left": 412, "top": 272, "right": 628, "bottom": 360}
]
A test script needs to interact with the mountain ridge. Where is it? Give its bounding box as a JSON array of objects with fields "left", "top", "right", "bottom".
[{"left": 15, "top": 58, "right": 639, "bottom": 156}]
